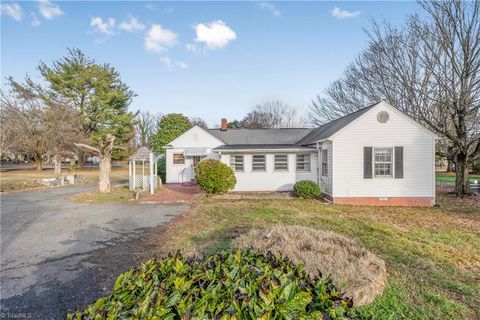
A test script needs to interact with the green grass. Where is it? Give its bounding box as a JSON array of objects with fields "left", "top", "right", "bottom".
[
  {"left": 436, "top": 172, "right": 480, "bottom": 182},
  {"left": 156, "top": 194, "right": 480, "bottom": 319}
]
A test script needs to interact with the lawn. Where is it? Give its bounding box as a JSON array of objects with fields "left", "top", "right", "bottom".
[
  {"left": 69, "top": 185, "right": 134, "bottom": 204},
  {"left": 153, "top": 193, "right": 480, "bottom": 320},
  {"left": 0, "top": 166, "right": 129, "bottom": 192},
  {"left": 436, "top": 172, "right": 480, "bottom": 182}
]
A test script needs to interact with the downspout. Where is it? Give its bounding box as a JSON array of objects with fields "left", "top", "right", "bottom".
[{"left": 316, "top": 142, "right": 320, "bottom": 186}]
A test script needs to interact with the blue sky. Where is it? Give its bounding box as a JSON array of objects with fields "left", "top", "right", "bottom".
[{"left": 1, "top": 1, "right": 423, "bottom": 126}]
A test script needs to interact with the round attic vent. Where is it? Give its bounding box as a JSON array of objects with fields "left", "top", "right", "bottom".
[{"left": 377, "top": 111, "right": 389, "bottom": 123}]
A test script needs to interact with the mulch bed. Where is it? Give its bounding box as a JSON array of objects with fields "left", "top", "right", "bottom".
[{"left": 140, "top": 184, "right": 202, "bottom": 203}]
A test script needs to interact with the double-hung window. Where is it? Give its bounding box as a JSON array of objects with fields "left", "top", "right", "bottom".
[
  {"left": 173, "top": 153, "right": 185, "bottom": 164},
  {"left": 321, "top": 150, "right": 328, "bottom": 176},
  {"left": 374, "top": 148, "right": 393, "bottom": 177},
  {"left": 252, "top": 155, "right": 266, "bottom": 172},
  {"left": 230, "top": 155, "right": 244, "bottom": 172},
  {"left": 274, "top": 155, "right": 288, "bottom": 171},
  {"left": 296, "top": 154, "right": 311, "bottom": 171}
]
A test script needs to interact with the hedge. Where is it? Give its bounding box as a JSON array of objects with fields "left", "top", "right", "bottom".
[
  {"left": 194, "top": 159, "right": 236, "bottom": 194},
  {"left": 293, "top": 180, "right": 321, "bottom": 199}
]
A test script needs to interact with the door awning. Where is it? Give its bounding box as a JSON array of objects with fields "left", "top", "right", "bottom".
[{"left": 183, "top": 148, "right": 208, "bottom": 156}]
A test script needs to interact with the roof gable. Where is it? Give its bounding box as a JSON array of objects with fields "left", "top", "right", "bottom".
[{"left": 167, "top": 126, "right": 225, "bottom": 148}]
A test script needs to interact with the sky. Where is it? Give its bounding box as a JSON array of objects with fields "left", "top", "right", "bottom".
[{"left": 1, "top": 1, "right": 424, "bottom": 127}]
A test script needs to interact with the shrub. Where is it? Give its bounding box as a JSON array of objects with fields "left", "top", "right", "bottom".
[
  {"left": 293, "top": 180, "right": 320, "bottom": 198},
  {"left": 68, "top": 249, "right": 355, "bottom": 319},
  {"left": 194, "top": 159, "right": 236, "bottom": 194},
  {"left": 157, "top": 155, "right": 166, "bottom": 183}
]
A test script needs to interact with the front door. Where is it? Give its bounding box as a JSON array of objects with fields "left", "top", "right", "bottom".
[{"left": 187, "top": 156, "right": 202, "bottom": 181}]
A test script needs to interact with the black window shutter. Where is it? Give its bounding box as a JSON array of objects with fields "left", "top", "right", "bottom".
[
  {"left": 364, "top": 147, "right": 373, "bottom": 179},
  {"left": 395, "top": 146, "right": 404, "bottom": 178}
]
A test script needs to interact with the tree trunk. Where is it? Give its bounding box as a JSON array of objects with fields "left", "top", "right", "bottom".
[
  {"left": 98, "top": 155, "right": 112, "bottom": 193},
  {"left": 446, "top": 159, "right": 454, "bottom": 172},
  {"left": 455, "top": 153, "right": 470, "bottom": 196},
  {"left": 54, "top": 154, "right": 62, "bottom": 178},
  {"left": 35, "top": 159, "right": 42, "bottom": 171}
]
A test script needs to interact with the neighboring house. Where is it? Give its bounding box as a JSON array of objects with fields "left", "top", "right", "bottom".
[{"left": 166, "top": 101, "right": 437, "bottom": 206}]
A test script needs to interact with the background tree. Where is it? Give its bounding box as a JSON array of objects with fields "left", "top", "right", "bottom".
[
  {"left": 227, "top": 120, "right": 242, "bottom": 129},
  {"left": 307, "top": 1, "right": 480, "bottom": 196},
  {"left": 135, "top": 111, "right": 159, "bottom": 147},
  {"left": 0, "top": 78, "right": 81, "bottom": 172},
  {"left": 242, "top": 100, "right": 303, "bottom": 128},
  {"left": 151, "top": 113, "right": 192, "bottom": 152},
  {"left": 190, "top": 117, "right": 208, "bottom": 129},
  {"left": 40, "top": 50, "right": 135, "bottom": 193}
]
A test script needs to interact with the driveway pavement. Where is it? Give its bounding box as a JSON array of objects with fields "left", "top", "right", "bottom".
[{"left": 0, "top": 185, "right": 191, "bottom": 319}]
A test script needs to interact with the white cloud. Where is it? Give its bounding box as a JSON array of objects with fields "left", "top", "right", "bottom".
[
  {"left": 193, "top": 20, "right": 236, "bottom": 50},
  {"left": 160, "top": 56, "right": 188, "bottom": 70},
  {"left": 31, "top": 12, "right": 41, "bottom": 26},
  {"left": 331, "top": 7, "right": 361, "bottom": 19},
  {"left": 119, "top": 16, "right": 145, "bottom": 32},
  {"left": 38, "top": 0, "right": 62, "bottom": 20},
  {"left": 256, "top": 2, "right": 281, "bottom": 17},
  {"left": 144, "top": 24, "right": 177, "bottom": 53},
  {"left": 0, "top": 3, "right": 23, "bottom": 21},
  {"left": 90, "top": 16, "right": 116, "bottom": 35}
]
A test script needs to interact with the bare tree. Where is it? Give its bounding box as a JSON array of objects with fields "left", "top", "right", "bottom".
[
  {"left": 307, "top": 1, "right": 480, "bottom": 195},
  {"left": 190, "top": 117, "right": 208, "bottom": 129},
  {"left": 135, "top": 111, "right": 159, "bottom": 147},
  {"left": 243, "top": 100, "right": 303, "bottom": 128},
  {"left": 0, "top": 78, "right": 81, "bottom": 172}
]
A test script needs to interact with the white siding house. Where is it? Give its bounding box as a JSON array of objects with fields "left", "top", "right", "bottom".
[{"left": 165, "top": 101, "right": 437, "bottom": 206}]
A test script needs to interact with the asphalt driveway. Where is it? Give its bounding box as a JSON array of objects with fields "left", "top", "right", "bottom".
[{"left": 0, "top": 185, "right": 191, "bottom": 319}]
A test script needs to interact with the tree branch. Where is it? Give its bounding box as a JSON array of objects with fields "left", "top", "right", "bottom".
[{"left": 74, "top": 143, "right": 101, "bottom": 155}]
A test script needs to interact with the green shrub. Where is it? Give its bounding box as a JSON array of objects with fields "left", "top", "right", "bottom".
[
  {"left": 194, "top": 159, "right": 236, "bottom": 194},
  {"left": 68, "top": 249, "right": 355, "bottom": 319},
  {"left": 293, "top": 180, "right": 321, "bottom": 199},
  {"left": 157, "top": 155, "right": 166, "bottom": 183}
]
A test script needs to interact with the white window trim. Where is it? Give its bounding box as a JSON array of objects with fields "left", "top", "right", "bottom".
[
  {"left": 172, "top": 153, "right": 185, "bottom": 165},
  {"left": 296, "top": 153, "right": 311, "bottom": 172},
  {"left": 230, "top": 155, "right": 244, "bottom": 172},
  {"left": 373, "top": 147, "right": 394, "bottom": 178},
  {"left": 274, "top": 154, "right": 289, "bottom": 172},
  {"left": 321, "top": 149, "right": 328, "bottom": 177},
  {"left": 252, "top": 154, "right": 267, "bottom": 172}
]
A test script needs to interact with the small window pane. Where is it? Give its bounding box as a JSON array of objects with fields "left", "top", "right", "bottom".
[
  {"left": 321, "top": 150, "right": 328, "bottom": 176},
  {"left": 252, "top": 155, "right": 266, "bottom": 171},
  {"left": 274, "top": 154, "right": 288, "bottom": 171},
  {"left": 230, "top": 155, "right": 244, "bottom": 172},
  {"left": 173, "top": 154, "right": 184, "bottom": 164},
  {"left": 374, "top": 148, "right": 393, "bottom": 177},
  {"left": 296, "top": 154, "right": 311, "bottom": 171}
]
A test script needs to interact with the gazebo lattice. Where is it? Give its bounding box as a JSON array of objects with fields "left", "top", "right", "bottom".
[{"left": 129, "top": 146, "right": 158, "bottom": 194}]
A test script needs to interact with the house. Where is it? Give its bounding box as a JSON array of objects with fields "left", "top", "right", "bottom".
[{"left": 166, "top": 101, "right": 437, "bottom": 206}]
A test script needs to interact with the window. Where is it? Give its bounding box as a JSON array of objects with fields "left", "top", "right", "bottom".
[
  {"left": 192, "top": 156, "right": 202, "bottom": 166},
  {"left": 173, "top": 153, "right": 185, "bottom": 164},
  {"left": 230, "top": 155, "right": 244, "bottom": 172},
  {"left": 374, "top": 148, "right": 393, "bottom": 177},
  {"left": 274, "top": 154, "right": 288, "bottom": 171},
  {"left": 321, "top": 150, "right": 328, "bottom": 176},
  {"left": 252, "top": 155, "right": 266, "bottom": 171},
  {"left": 296, "top": 154, "right": 311, "bottom": 171}
]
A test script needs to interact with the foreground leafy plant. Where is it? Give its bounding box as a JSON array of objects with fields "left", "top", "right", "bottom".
[{"left": 68, "top": 249, "right": 357, "bottom": 319}]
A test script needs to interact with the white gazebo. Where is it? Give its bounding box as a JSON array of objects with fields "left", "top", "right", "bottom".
[{"left": 129, "top": 146, "right": 158, "bottom": 195}]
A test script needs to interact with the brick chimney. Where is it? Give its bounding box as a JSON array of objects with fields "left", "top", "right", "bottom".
[{"left": 220, "top": 118, "right": 228, "bottom": 131}]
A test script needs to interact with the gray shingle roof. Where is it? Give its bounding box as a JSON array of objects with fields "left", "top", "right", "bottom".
[
  {"left": 295, "top": 104, "right": 376, "bottom": 145},
  {"left": 130, "top": 146, "right": 152, "bottom": 160},
  {"left": 213, "top": 144, "right": 315, "bottom": 151},
  {"left": 207, "top": 128, "right": 312, "bottom": 145}
]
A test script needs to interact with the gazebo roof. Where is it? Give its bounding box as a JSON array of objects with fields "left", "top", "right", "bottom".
[{"left": 130, "top": 146, "right": 152, "bottom": 161}]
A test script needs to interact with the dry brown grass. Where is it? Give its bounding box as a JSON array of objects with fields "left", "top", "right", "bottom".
[
  {"left": 0, "top": 166, "right": 128, "bottom": 192},
  {"left": 234, "top": 225, "right": 387, "bottom": 306}
]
